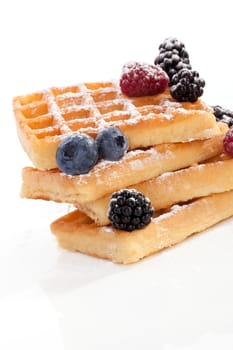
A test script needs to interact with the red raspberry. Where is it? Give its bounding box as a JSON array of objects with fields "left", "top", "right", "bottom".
[
  {"left": 120, "top": 61, "right": 169, "bottom": 97},
  {"left": 223, "top": 127, "right": 233, "bottom": 156}
]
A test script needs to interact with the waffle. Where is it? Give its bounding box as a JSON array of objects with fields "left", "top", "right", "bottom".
[
  {"left": 50, "top": 190, "right": 233, "bottom": 264},
  {"left": 14, "top": 78, "right": 233, "bottom": 264},
  {"left": 21, "top": 131, "right": 226, "bottom": 204},
  {"left": 13, "top": 82, "right": 221, "bottom": 170},
  {"left": 78, "top": 156, "right": 233, "bottom": 225}
]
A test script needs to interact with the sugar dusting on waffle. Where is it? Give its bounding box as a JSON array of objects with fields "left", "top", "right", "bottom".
[{"left": 13, "top": 38, "right": 233, "bottom": 263}]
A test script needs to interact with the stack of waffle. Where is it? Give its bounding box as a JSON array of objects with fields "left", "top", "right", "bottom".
[{"left": 13, "top": 81, "right": 233, "bottom": 263}]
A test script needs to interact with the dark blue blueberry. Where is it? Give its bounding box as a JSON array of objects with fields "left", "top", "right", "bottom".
[
  {"left": 96, "top": 127, "right": 128, "bottom": 161},
  {"left": 56, "top": 133, "right": 98, "bottom": 175}
]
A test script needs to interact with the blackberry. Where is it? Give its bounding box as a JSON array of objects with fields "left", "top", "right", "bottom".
[
  {"left": 154, "top": 37, "right": 191, "bottom": 80},
  {"left": 212, "top": 105, "right": 233, "bottom": 127},
  {"left": 108, "top": 189, "right": 154, "bottom": 232},
  {"left": 170, "top": 68, "right": 205, "bottom": 102}
]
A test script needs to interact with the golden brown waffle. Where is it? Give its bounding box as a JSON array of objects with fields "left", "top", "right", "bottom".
[
  {"left": 21, "top": 132, "right": 225, "bottom": 204},
  {"left": 14, "top": 79, "right": 233, "bottom": 264},
  {"left": 50, "top": 190, "right": 233, "bottom": 264},
  {"left": 78, "top": 156, "right": 233, "bottom": 225},
  {"left": 13, "top": 82, "right": 221, "bottom": 170}
]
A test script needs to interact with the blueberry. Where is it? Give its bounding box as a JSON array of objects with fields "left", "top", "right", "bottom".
[
  {"left": 96, "top": 127, "right": 128, "bottom": 161},
  {"left": 56, "top": 134, "right": 98, "bottom": 175}
]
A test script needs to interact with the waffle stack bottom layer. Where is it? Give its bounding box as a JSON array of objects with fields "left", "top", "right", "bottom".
[{"left": 51, "top": 191, "right": 233, "bottom": 264}]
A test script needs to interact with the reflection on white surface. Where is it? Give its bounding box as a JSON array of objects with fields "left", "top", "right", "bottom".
[
  {"left": 0, "top": 287, "right": 64, "bottom": 350},
  {"left": 1, "top": 0, "right": 233, "bottom": 349},
  {"left": 1, "top": 204, "right": 233, "bottom": 349}
]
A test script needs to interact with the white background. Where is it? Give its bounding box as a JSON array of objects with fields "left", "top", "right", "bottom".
[{"left": 1, "top": 1, "right": 233, "bottom": 349}]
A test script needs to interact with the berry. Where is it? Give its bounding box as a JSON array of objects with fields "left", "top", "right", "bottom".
[
  {"left": 108, "top": 189, "right": 154, "bottom": 231},
  {"left": 56, "top": 133, "right": 98, "bottom": 175},
  {"left": 212, "top": 105, "right": 233, "bottom": 127},
  {"left": 120, "top": 61, "right": 169, "bottom": 97},
  {"left": 154, "top": 37, "right": 191, "bottom": 80},
  {"left": 170, "top": 68, "right": 205, "bottom": 102},
  {"left": 223, "top": 127, "right": 233, "bottom": 156},
  {"left": 96, "top": 127, "right": 128, "bottom": 161}
]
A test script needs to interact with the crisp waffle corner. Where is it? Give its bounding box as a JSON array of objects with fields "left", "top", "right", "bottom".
[{"left": 13, "top": 80, "right": 233, "bottom": 264}]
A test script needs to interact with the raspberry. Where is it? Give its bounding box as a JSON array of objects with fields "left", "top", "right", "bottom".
[
  {"left": 108, "top": 189, "right": 154, "bottom": 231},
  {"left": 170, "top": 68, "right": 205, "bottom": 102},
  {"left": 120, "top": 61, "right": 169, "bottom": 97},
  {"left": 223, "top": 127, "right": 233, "bottom": 156},
  {"left": 212, "top": 105, "right": 233, "bottom": 127},
  {"left": 154, "top": 37, "right": 191, "bottom": 80}
]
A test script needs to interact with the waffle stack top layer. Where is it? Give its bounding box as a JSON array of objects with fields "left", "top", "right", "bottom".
[{"left": 13, "top": 81, "right": 220, "bottom": 170}]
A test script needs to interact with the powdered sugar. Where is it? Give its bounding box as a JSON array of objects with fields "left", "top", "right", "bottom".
[
  {"left": 73, "top": 144, "right": 176, "bottom": 189},
  {"left": 157, "top": 171, "right": 173, "bottom": 180},
  {"left": 129, "top": 159, "right": 144, "bottom": 171},
  {"left": 152, "top": 203, "right": 186, "bottom": 223},
  {"left": 46, "top": 89, "right": 71, "bottom": 134},
  {"left": 101, "top": 226, "right": 114, "bottom": 234},
  {"left": 161, "top": 113, "right": 173, "bottom": 120}
]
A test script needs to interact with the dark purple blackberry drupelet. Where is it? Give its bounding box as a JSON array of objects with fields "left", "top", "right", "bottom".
[
  {"left": 120, "top": 61, "right": 169, "bottom": 97},
  {"left": 170, "top": 68, "right": 205, "bottom": 102},
  {"left": 108, "top": 189, "right": 154, "bottom": 231},
  {"left": 223, "top": 127, "right": 233, "bottom": 156},
  {"left": 212, "top": 105, "right": 233, "bottom": 127},
  {"left": 154, "top": 37, "right": 191, "bottom": 80}
]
